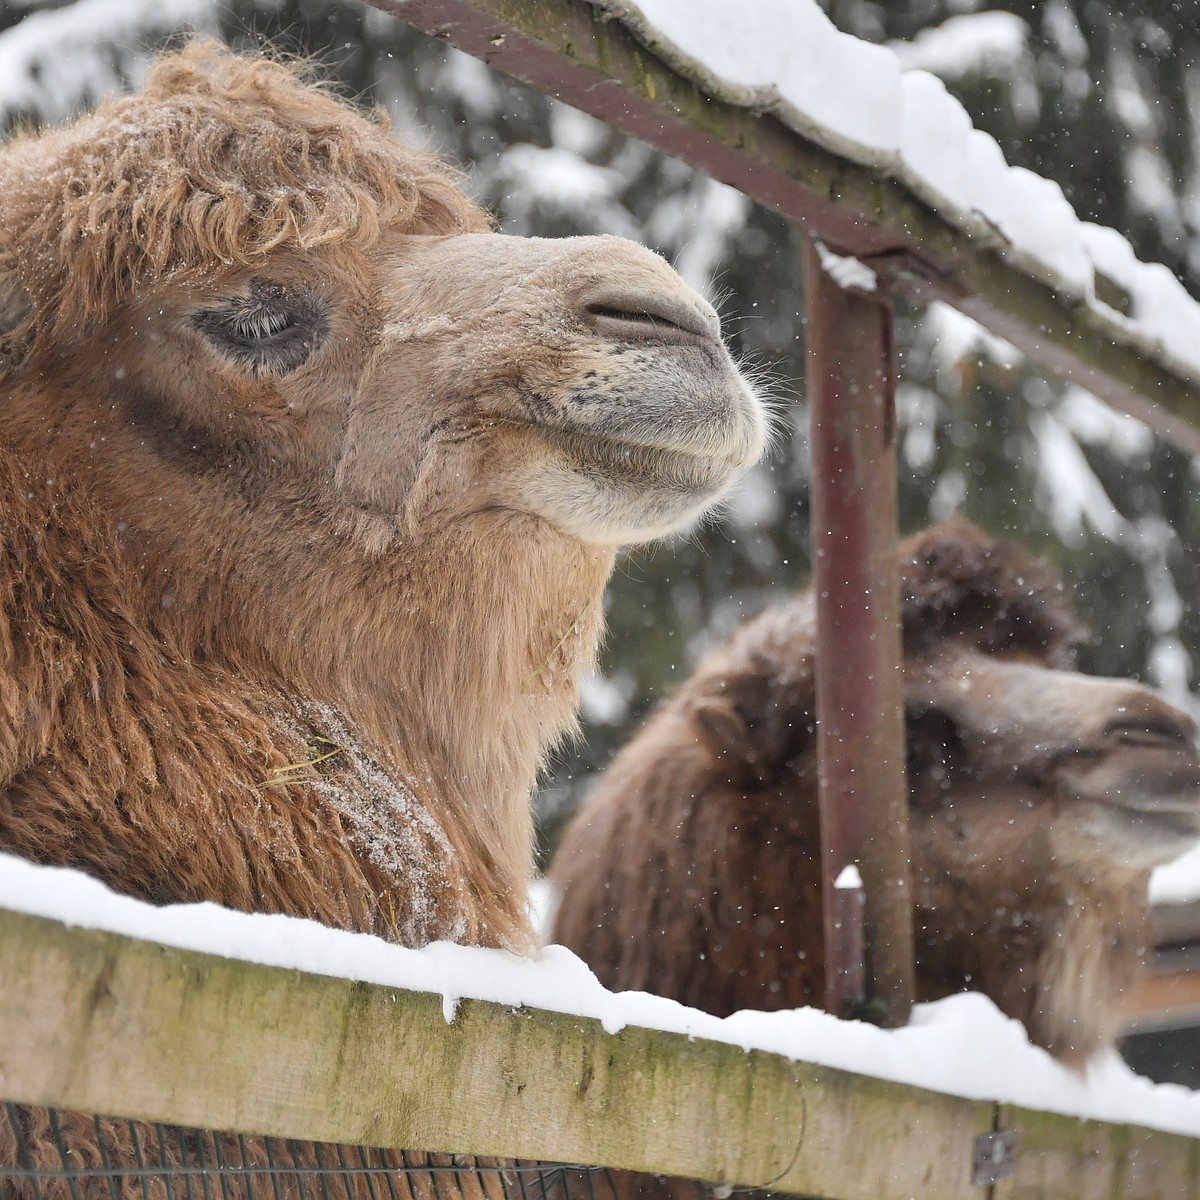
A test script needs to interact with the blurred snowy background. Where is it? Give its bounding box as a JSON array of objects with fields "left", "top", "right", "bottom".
[{"left": 4, "top": 0, "right": 1200, "bottom": 858}]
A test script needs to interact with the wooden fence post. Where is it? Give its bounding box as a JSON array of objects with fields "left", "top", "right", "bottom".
[{"left": 803, "top": 233, "right": 914, "bottom": 1027}]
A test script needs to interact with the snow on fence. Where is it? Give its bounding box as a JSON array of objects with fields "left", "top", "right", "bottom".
[
  {"left": 5, "top": 857, "right": 1200, "bottom": 1200},
  {"left": 0, "top": 898, "right": 959, "bottom": 1199}
]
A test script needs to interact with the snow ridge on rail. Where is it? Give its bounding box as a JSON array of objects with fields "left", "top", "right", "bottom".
[
  {"left": 4, "top": 851, "right": 1200, "bottom": 1137},
  {"left": 588, "top": 0, "right": 1200, "bottom": 387}
]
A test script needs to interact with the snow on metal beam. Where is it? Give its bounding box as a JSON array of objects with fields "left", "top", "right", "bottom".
[{"left": 378, "top": 0, "right": 1200, "bottom": 455}]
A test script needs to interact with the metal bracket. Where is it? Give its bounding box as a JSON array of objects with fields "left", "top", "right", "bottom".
[{"left": 972, "top": 1130, "right": 1017, "bottom": 1185}]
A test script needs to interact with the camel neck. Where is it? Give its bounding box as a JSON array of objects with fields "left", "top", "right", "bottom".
[{"left": 133, "top": 498, "right": 613, "bottom": 904}]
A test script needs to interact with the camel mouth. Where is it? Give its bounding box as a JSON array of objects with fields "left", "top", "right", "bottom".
[
  {"left": 1081, "top": 783, "right": 1200, "bottom": 854},
  {"left": 1058, "top": 737, "right": 1200, "bottom": 850},
  {"left": 510, "top": 421, "right": 760, "bottom": 544},
  {"left": 492, "top": 402, "right": 762, "bottom": 478},
  {"left": 1110, "top": 794, "right": 1200, "bottom": 821},
  {"left": 546, "top": 373, "right": 765, "bottom": 472},
  {"left": 1108, "top": 796, "right": 1200, "bottom": 825},
  {"left": 545, "top": 425, "right": 758, "bottom": 490},
  {"left": 1072, "top": 760, "right": 1200, "bottom": 818},
  {"left": 1109, "top": 804, "right": 1200, "bottom": 846},
  {"left": 1069, "top": 795, "right": 1200, "bottom": 870}
]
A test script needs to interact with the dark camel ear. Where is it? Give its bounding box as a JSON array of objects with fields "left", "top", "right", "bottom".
[
  {"left": 690, "top": 657, "right": 817, "bottom": 783},
  {"left": 692, "top": 693, "right": 765, "bottom": 790},
  {"left": 693, "top": 695, "right": 755, "bottom": 761}
]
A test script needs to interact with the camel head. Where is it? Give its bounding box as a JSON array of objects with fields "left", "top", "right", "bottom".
[
  {"left": 334, "top": 231, "right": 764, "bottom": 547},
  {"left": 0, "top": 50, "right": 763, "bottom": 719},
  {"left": 894, "top": 522, "right": 1200, "bottom": 1061},
  {"left": 900, "top": 522, "right": 1200, "bottom": 881},
  {"left": 0, "top": 42, "right": 765, "bottom": 927},
  {"left": 0, "top": 46, "right": 762, "bottom": 559}
]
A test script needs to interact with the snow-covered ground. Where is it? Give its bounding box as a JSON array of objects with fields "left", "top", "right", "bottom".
[
  {"left": 588, "top": 0, "right": 1200, "bottom": 387},
  {"left": 6, "top": 852, "right": 1200, "bottom": 1138}
]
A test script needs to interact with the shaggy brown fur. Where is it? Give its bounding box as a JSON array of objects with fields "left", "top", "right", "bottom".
[
  {"left": 0, "top": 41, "right": 764, "bottom": 1200},
  {"left": 552, "top": 520, "right": 1200, "bottom": 1067},
  {"left": 0, "top": 49, "right": 475, "bottom": 374}
]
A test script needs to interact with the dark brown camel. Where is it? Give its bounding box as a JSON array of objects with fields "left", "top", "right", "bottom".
[{"left": 552, "top": 521, "right": 1200, "bottom": 1067}]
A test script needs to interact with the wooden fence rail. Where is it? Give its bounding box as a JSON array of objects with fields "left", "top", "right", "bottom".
[{"left": 2, "top": 906, "right": 1199, "bottom": 1200}]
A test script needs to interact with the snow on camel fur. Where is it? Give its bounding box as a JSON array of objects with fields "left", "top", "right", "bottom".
[
  {"left": 552, "top": 520, "right": 1200, "bottom": 1067},
  {"left": 0, "top": 40, "right": 764, "bottom": 1199}
]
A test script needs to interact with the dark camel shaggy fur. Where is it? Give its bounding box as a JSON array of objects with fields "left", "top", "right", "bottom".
[
  {"left": 0, "top": 41, "right": 764, "bottom": 1200},
  {"left": 552, "top": 520, "right": 1200, "bottom": 1068}
]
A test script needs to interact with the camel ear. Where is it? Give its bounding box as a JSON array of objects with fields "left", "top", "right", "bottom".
[
  {"left": 691, "top": 660, "right": 817, "bottom": 783},
  {"left": 693, "top": 696, "right": 754, "bottom": 761}
]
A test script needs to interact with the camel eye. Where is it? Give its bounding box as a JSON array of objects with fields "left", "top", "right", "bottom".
[{"left": 193, "top": 283, "right": 329, "bottom": 376}]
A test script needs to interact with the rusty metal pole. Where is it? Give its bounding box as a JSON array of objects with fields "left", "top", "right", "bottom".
[{"left": 802, "top": 233, "right": 914, "bottom": 1027}]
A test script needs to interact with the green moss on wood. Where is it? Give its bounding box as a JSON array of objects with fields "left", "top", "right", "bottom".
[
  {"left": 5, "top": 908, "right": 1200, "bottom": 1195},
  {"left": 0, "top": 907, "right": 983, "bottom": 1199}
]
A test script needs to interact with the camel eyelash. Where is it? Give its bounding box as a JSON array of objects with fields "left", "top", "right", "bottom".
[
  {"left": 192, "top": 283, "right": 330, "bottom": 376},
  {"left": 230, "top": 302, "right": 292, "bottom": 341}
]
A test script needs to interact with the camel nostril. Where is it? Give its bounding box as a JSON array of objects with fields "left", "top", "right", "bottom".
[
  {"left": 1103, "top": 716, "right": 1195, "bottom": 748},
  {"left": 582, "top": 288, "right": 719, "bottom": 343}
]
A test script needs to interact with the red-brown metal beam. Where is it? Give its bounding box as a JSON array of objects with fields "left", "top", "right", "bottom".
[
  {"left": 382, "top": 0, "right": 920, "bottom": 1025},
  {"left": 378, "top": 0, "right": 1200, "bottom": 456},
  {"left": 804, "top": 234, "right": 914, "bottom": 1026}
]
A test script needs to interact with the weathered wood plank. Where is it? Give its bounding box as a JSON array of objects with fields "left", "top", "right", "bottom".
[
  {"left": 7, "top": 908, "right": 1200, "bottom": 1197},
  {"left": 0, "top": 907, "right": 991, "bottom": 1199},
  {"left": 378, "top": 0, "right": 1200, "bottom": 454},
  {"left": 995, "top": 1104, "right": 1200, "bottom": 1199}
]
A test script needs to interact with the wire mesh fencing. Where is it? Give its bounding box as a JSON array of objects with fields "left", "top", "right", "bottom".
[
  {"left": 0, "top": 1103, "right": 646, "bottom": 1200},
  {"left": 0, "top": 1104, "right": 771, "bottom": 1200}
]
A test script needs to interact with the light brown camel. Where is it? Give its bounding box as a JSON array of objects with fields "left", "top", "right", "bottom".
[
  {"left": 552, "top": 520, "right": 1200, "bottom": 1070},
  {"left": 0, "top": 41, "right": 763, "bottom": 1200}
]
